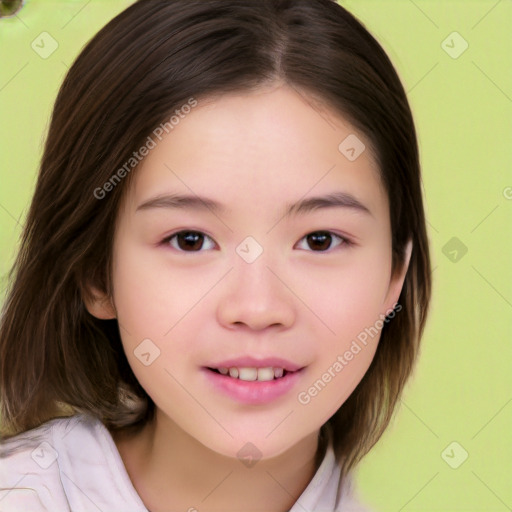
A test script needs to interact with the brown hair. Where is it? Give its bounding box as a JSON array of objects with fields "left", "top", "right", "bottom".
[{"left": 0, "top": 0, "right": 431, "bottom": 481}]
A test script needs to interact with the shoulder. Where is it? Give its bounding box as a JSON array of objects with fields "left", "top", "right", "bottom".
[
  {"left": 337, "top": 474, "right": 375, "bottom": 512},
  {"left": 0, "top": 414, "right": 101, "bottom": 512},
  {"left": 293, "top": 423, "right": 375, "bottom": 512},
  {"left": 311, "top": 423, "right": 375, "bottom": 512},
  {"left": 317, "top": 462, "right": 375, "bottom": 512}
]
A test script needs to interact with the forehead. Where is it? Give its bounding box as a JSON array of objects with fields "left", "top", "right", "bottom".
[{"left": 125, "top": 84, "right": 388, "bottom": 222}]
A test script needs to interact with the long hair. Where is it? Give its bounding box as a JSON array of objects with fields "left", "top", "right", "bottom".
[{"left": 0, "top": 0, "right": 431, "bottom": 481}]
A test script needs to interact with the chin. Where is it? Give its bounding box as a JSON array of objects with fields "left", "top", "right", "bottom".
[{"left": 198, "top": 428, "right": 312, "bottom": 463}]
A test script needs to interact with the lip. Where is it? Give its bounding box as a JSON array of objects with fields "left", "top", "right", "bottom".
[
  {"left": 202, "top": 366, "right": 305, "bottom": 405},
  {"left": 205, "top": 356, "right": 303, "bottom": 372}
]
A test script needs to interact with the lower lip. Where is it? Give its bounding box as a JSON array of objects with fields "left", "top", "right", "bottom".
[{"left": 202, "top": 368, "right": 304, "bottom": 405}]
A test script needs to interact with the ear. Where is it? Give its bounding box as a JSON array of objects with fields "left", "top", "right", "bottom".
[
  {"left": 382, "top": 239, "right": 412, "bottom": 313},
  {"left": 82, "top": 284, "right": 117, "bottom": 320}
]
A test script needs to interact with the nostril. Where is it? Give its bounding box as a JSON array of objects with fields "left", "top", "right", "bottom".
[{"left": 0, "top": 0, "right": 24, "bottom": 18}]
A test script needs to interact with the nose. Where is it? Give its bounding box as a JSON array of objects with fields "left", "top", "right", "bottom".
[{"left": 216, "top": 256, "right": 296, "bottom": 332}]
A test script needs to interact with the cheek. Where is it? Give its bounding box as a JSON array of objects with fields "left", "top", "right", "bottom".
[
  {"left": 296, "top": 342, "right": 377, "bottom": 430},
  {"left": 110, "top": 240, "right": 225, "bottom": 390},
  {"left": 303, "top": 246, "right": 393, "bottom": 339},
  {"left": 295, "top": 274, "right": 384, "bottom": 424},
  {"left": 293, "top": 246, "right": 391, "bottom": 412},
  {"left": 111, "top": 241, "right": 209, "bottom": 340},
  {"left": 109, "top": 243, "right": 208, "bottom": 403}
]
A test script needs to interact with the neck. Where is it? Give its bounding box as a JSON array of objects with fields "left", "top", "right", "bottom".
[{"left": 112, "top": 410, "right": 325, "bottom": 512}]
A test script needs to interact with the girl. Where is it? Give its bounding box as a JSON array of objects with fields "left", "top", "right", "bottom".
[{"left": 0, "top": 1, "right": 432, "bottom": 511}]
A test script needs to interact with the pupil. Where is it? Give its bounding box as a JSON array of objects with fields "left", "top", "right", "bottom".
[
  {"left": 308, "top": 232, "right": 331, "bottom": 251},
  {"left": 178, "top": 232, "right": 203, "bottom": 251}
]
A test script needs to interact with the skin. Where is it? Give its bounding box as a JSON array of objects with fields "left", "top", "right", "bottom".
[{"left": 85, "top": 83, "right": 411, "bottom": 512}]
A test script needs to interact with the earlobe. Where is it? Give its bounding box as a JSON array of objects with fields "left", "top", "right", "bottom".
[
  {"left": 82, "top": 286, "right": 117, "bottom": 320},
  {"left": 384, "top": 239, "right": 413, "bottom": 313}
]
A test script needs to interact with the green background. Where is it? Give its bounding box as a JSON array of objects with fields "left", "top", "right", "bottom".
[{"left": 0, "top": 1, "right": 511, "bottom": 510}]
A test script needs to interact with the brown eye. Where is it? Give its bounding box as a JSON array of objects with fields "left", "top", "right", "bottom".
[
  {"left": 308, "top": 232, "right": 332, "bottom": 251},
  {"left": 297, "top": 231, "right": 348, "bottom": 252},
  {"left": 166, "top": 231, "right": 216, "bottom": 252}
]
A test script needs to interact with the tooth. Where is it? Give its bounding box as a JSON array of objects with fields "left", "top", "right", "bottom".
[
  {"left": 257, "top": 367, "right": 275, "bottom": 381},
  {"left": 238, "top": 368, "right": 258, "bottom": 381},
  {"left": 224, "top": 366, "right": 285, "bottom": 381}
]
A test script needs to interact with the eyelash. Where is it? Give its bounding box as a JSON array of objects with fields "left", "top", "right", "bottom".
[{"left": 160, "top": 230, "right": 353, "bottom": 253}]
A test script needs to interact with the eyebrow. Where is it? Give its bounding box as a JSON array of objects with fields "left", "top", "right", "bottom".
[{"left": 136, "top": 191, "right": 373, "bottom": 218}]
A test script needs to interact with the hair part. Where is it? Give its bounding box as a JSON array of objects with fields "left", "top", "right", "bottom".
[{"left": 0, "top": 0, "right": 431, "bottom": 482}]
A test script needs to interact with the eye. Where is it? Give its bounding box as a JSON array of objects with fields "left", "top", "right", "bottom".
[
  {"left": 162, "top": 231, "right": 216, "bottom": 252},
  {"left": 295, "top": 231, "right": 350, "bottom": 252}
]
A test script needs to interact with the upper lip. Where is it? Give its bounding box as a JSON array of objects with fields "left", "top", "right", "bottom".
[{"left": 206, "top": 356, "right": 304, "bottom": 372}]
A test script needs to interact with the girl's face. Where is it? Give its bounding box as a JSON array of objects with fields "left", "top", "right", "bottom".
[{"left": 90, "top": 84, "right": 410, "bottom": 459}]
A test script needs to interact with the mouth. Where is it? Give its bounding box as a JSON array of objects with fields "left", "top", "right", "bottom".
[
  {"left": 202, "top": 362, "right": 306, "bottom": 405},
  {"left": 206, "top": 366, "right": 295, "bottom": 381}
]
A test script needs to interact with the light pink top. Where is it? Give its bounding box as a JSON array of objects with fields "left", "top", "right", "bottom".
[{"left": 0, "top": 414, "right": 372, "bottom": 511}]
